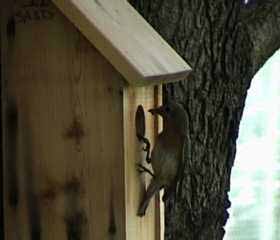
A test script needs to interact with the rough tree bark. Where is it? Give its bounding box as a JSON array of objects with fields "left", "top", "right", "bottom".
[{"left": 130, "top": 0, "right": 280, "bottom": 239}]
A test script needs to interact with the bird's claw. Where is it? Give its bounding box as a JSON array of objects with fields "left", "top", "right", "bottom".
[
  {"left": 137, "top": 134, "right": 152, "bottom": 164},
  {"left": 142, "top": 146, "right": 148, "bottom": 151},
  {"left": 136, "top": 163, "right": 155, "bottom": 178}
]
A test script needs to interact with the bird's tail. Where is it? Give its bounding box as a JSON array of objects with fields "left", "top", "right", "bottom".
[{"left": 137, "top": 179, "right": 161, "bottom": 217}]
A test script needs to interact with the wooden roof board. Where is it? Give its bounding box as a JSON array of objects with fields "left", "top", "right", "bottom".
[{"left": 52, "top": 0, "right": 192, "bottom": 86}]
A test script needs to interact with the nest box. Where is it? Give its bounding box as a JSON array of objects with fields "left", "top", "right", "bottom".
[{"left": 1, "top": 0, "right": 191, "bottom": 239}]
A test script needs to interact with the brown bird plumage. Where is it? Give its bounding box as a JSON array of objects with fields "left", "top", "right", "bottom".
[{"left": 137, "top": 101, "right": 187, "bottom": 217}]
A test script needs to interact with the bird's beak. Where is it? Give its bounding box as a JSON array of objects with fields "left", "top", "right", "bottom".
[{"left": 148, "top": 106, "right": 164, "bottom": 116}]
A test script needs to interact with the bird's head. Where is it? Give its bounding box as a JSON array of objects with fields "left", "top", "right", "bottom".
[{"left": 149, "top": 101, "right": 188, "bottom": 136}]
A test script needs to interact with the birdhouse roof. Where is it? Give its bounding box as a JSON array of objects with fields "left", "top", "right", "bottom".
[{"left": 52, "top": 0, "right": 192, "bottom": 86}]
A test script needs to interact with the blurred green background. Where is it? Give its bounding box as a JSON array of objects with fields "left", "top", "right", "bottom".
[{"left": 225, "top": 50, "right": 280, "bottom": 240}]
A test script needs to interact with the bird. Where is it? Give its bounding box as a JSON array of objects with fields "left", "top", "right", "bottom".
[{"left": 137, "top": 100, "right": 188, "bottom": 217}]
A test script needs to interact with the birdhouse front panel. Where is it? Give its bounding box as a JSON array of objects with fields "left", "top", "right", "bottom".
[{"left": 4, "top": 1, "right": 127, "bottom": 239}]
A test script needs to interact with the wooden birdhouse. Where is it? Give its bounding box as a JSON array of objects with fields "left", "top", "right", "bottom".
[{"left": 1, "top": 0, "right": 191, "bottom": 240}]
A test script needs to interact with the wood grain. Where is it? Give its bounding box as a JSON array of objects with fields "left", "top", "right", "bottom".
[
  {"left": 153, "top": 86, "right": 164, "bottom": 240},
  {"left": 123, "top": 86, "right": 163, "bottom": 240},
  {"left": 52, "top": 0, "right": 192, "bottom": 86},
  {"left": 1, "top": 1, "right": 15, "bottom": 239},
  {"left": 4, "top": 1, "right": 126, "bottom": 239}
]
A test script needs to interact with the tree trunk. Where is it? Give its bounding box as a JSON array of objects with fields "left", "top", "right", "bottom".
[{"left": 130, "top": 0, "right": 280, "bottom": 239}]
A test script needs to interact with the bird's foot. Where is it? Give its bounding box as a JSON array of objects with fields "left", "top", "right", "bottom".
[
  {"left": 137, "top": 135, "right": 152, "bottom": 164},
  {"left": 136, "top": 163, "right": 155, "bottom": 178}
]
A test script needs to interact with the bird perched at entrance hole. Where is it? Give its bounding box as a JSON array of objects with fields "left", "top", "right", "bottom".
[{"left": 137, "top": 101, "right": 188, "bottom": 217}]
